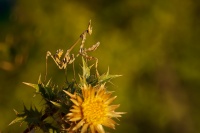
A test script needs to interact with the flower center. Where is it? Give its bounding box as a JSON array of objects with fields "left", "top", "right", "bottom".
[{"left": 82, "top": 99, "right": 106, "bottom": 124}]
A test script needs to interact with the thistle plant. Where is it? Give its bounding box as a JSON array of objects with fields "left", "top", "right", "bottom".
[{"left": 9, "top": 21, "right": 125, "bottom": 133}]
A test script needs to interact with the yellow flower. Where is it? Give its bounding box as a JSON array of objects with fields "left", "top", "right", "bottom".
[{"left": 64, "top": 84, "right": 125, "bottom": 133}]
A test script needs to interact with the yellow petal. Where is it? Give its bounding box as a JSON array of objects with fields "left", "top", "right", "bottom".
[
  {"left": 63, "top": 90, "right": 76, "bottom": 99},
  {"left": 102, "top": 118, "right": 116, "bottom": 129},
  {"left": 95, "top": 124, "right": 105, "bottom": 133},
  {"left": 90, "top": 87, "right": 95, "bottom": 100},
  {"left": 81, "top": 123, "right": 89, "bottom": 133},
  {"left": 73, "top": 119, "right": 85, "bottom": 131},
  {"left": 69, "top": 117, "right": 82, "bottom": 121},
  {"left": 76, "top": 95, "right": 83, "bottom": 104},
  {"left": 83, "top": 87, "right": 89, "bottom": 98},
  {"left": 67, "top": 112, "right": 82, "bottom": 121},
  {"left": 72, "top": 105, "right": 80, "bottom": 110},
  {"left": 90, "top": 124, "right": 96, "bottom": 133},
  {"left": 96, "top": 88, "right": 104, "bottom": 97},
  {"left": 107, "top": 104, "right": 120, "bottom": 111},
  {"left": 105, "top": 96, "right": 117, "bottom": 105},
  {"left": 70, "top": 98, "right": 80, "bottom": 106},
  {"left": 70, "top": 108, "right": 81, "bottom": 113},
  {"left": 107, "top": 112, "right": 122, "bottom": 118},
  {"left": 102, "top": 92, "right": 113, "bottom": 101},
  {"left": 67, "top": 113, "right": 73, "bottom": 116}
]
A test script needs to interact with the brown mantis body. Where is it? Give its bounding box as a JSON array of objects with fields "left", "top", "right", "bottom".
[{"left": 45, "top": 20, "right": 100, "bottom": 80}]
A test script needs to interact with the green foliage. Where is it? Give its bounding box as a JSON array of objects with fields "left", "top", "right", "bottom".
[
  {"left": 9, "top": 105, "right": 58, "bottom": 133},
  {"left": 97, "top": 67, "right": 121, "bottom": 85},
  {"left": 80, "top": 57, "right": 121, "bottom": 87}
]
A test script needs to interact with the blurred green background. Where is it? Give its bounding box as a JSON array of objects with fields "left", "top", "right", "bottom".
[{"left": 1, "top": 0, "right": 200, "bottom": 132}]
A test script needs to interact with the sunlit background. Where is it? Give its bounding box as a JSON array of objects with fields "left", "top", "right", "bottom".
[{"left": 0, "top": 0, "right": 200, "bottom": 132}]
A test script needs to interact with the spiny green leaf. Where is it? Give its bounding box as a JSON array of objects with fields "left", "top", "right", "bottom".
[
  {"left": 79, "top": 74, "right": 87, "bottom": 86},
  {"left": 38, "top": 74, "right": 42, "bottom": 84},
  {"left": 49, "top": 128, "right": 58, "bottom": 133},
  {"left": 23, "top": 106, "right": 43, "bottom": 125},
  {"left": 9, "top": 105, "right": 43, "bottom": 126},
  {"left": 82, "top": 57, "right": 93, "bottom": 79},
  {"left": 50, "top": 101, "right": 62, "bottom": 108},
  {"left": 40, "top": 123, "right": 58, "bottom": 133},
  {"left": 40, "top": 86, "right": 58, "bottom": 101},
  {"left": 13, "top": 109, "right": 19, "bottom": 115},
  {"left": 9, "top": 115, "right": 26, "bottom": 126},
  {"left": 23, "top": 82, "right": 39, "bottom": 92},
  {"left": 98, "top": 67, "right": 122, "bottom": 84},
  {"left": 86, "top": 75, "right": 98, "bottom": 86},
  {"left": 23, "top": 105, "right": 42, "bottom": 117},
  {"left": 46, "top": 78, "right": 52, "bottom": 87}
]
